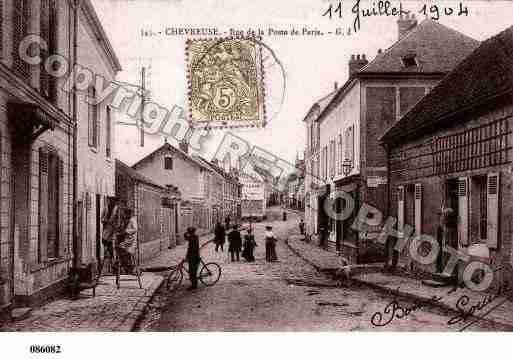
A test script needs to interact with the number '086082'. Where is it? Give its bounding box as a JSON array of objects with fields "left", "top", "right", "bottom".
[{"left": 29, "top": 345, "right": 62, "bottom": 354}]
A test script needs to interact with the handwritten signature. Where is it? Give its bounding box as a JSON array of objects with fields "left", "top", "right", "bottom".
[
  {"left": 447, "top": 281, "right": 512, "bottom": 326},
  {"left": 370, "top": 287, "right": 443, "bottom": 327},
  {"left": 371, "top": 268, "right": 512, "bottom": 329}
]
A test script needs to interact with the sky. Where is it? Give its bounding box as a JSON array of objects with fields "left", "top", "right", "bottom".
[{"left": 91, "top": 0, "right": 513, "bottom": 166}]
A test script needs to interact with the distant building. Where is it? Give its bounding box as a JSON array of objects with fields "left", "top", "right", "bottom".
[
  {"left": 115, "top": 160, "right": 180, "bottom": 262},
  {"left": 131, "top": 141, "right": 216, "bottom": 235},
  {"left": 382, "top": 25, "right": 513, "bottom": 286},
  {"left": 240, "top": 173, "right": 266, "bottom": 220},
  {"left": 304, "top": 16, "right": 479, "bottom": 263}
]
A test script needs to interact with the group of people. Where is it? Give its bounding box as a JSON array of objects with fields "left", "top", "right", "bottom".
[
  {"left": 101, "top": 200, "right": 139, "bottom": 274},
  {"left": 213, "top": 221, "right": 278, "bottom": 263}
]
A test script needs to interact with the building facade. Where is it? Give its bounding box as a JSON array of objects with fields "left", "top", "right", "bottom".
[
  {"left": 0, "top": 0, "right": 120, "bottom": 311},
  {"left": 115, "top": 160, "right": 180, "bottom": 262},
  {"left": 132, "top": 142, "right": 215, "bottom": 235},
  {"left": 304, "top": 16, "right": 479, "bottom": 263},
  {"left": 75, "top": 0, "right": 121, "bottom": 270},
  {"left": 382, "top": 26, "right": 513, "bottom": 287}
]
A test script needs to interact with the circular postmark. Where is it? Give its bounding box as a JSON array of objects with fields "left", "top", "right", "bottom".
[{"left": 186, "top": 36, "right": 286, "bottom": 130}]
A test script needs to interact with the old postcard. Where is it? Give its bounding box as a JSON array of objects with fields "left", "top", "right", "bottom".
[{"left": 1, "top": 0, "right": 513, "bottom": 357}]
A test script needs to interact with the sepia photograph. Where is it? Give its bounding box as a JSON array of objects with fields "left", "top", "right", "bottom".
[{"left": 1, "top": 0, "right": 513, "bottom": 357}]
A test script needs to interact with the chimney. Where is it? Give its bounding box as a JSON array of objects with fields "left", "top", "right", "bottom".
[
  {"left": 179, "top": 140, "right": 189, "bottom": 154},
  {"left": 397, "top": 13, "right": 417, "bottom": 40},
  {"left": 334, "top": 82, "right": 338, "bottom": 91},
  {"left": 348, "top": 54, "right": 368, "bottom": 77}
]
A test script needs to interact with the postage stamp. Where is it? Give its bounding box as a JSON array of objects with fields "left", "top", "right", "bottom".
[{"left": 186, "top": 38, "right": 266, "bottom": 130}]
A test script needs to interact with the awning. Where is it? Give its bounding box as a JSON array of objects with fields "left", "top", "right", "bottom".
[
  {"left": 334, "top": 174, "right": 361, "bottom": 187},
  {"left": 8, "top": 102, "right": 59, "bottom": 141}
]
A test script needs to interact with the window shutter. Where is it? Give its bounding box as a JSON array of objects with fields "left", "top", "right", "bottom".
[
  {"left": 40, "top": 0, "right": 50, "bottom": 97},
  {"left": 397, "top": 186, "right": 405, "bottom": 238},
  {"left": 48, "top": 0, "right": 59, "bottom": 102},
  {"left": 88, "top": 88, "right": 94, "bottom": 146},
  {"left": 487, "top": 172, "right": 500, "bottom": 249},
  {"left": 458, "top": 177, "right": 469, "bottom": 246},
  {"left": 58, "top": 158, "right": 65, "bottom": 257},
  {"left": 0, "top": 0, "right": 4, "bottom": 59},
  {"left": 88, "top": 87, "right": 97, "bottom": 147},
  {"left": 414, "top": 183, "right": 422, "bottom": 235},
  {"left": 345, "top": 125, "right": 354, "bottom": 166},
  {"left": 13, "top": 0, "right": 30, "bottom": 79},
  {"left": 38, "top": 148, "right": 49, "bottom": 262},
  {"left": 106, "top": 107, "right": 112, "bottom": 157}
]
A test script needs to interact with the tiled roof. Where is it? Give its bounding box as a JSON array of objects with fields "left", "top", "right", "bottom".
[
  {"left": 115, "top": 159, "right": 164, "bottom": 189},
  {"left": 302, "top": 90, "right": 338, "bottom": 122},
  {"left": 359, "top": 19, "right": 479, "bottom": 74},
  {"left": 132, "top": 142, "right": 207, "bottom": 170},
  {"left": 382, "top": 25, "right": 513, "bottom": 144}
]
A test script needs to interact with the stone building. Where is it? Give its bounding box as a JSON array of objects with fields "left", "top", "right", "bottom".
[
  {"left": 210, "top": 159, "right": 242, "bottom": 224},
  {"left": 0, "top": 0, "right": 120, "bottom": 312},
  {"left": 381, "top": 25, "right": 513, "bottom": 287},
  {"left": 304, "top": 16, "right": 479, "bottom": 263},
  {"left": 115, "top": 160, "right": 180, "bottom": 262},
  {"left": 131, "top": 141, "right": 215, "bottom": 235},
  {"left": 74, "top": 0, "right": 121, "bottom": 270}
]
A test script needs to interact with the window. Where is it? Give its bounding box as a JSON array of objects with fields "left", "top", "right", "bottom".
[
  {"left": 40, "top": 0, "right": 58, "bottom": 101},
  {"left": 337, "top": 134, "right": 343, "bottom": 174},
  {"left": 88, "top": 86, "right": 98, "bottom": 148},
  {"left": 13, "top": 0, "right": 30, "bottom": 79},
  {"left": 39, "top": 148, "right": 62, "bottom": 261},
  {"left": 164, "top": 156, "right": 173, "bottom": 170},
  {"left": 106, "top": 107, "right": 112, "bottom": 157},
  {"left": 344, "top": 125, "right": 354, "bottom": 167},
  {"left": 322, "top": 146, "right": 328, "bottom": 180},
  {"left": 470, "top": 175, "right": 487, "bottom": 243},
  {"left": 329, "top": 140, "right": 335, "bottom": 178},
  {"left": 0, "top": 1, "right": 3, "bottom": 58},
  {"left": 401, "top": 53, "right": 417, "bottom": 67}
]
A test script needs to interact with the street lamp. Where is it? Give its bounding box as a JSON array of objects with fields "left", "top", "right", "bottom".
[{"left": 342, "top": 159, "right": 352, "bottom": 176}]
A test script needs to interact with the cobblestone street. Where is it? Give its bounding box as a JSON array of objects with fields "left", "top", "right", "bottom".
[{"left": 137, "top": 207, "right": 497, "bottom": 331}]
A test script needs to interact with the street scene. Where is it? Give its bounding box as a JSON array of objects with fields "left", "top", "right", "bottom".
[
  {"left": 2, "top": 0, "right": 513, "bottom": 346},
  {"left": 137, "top": 207, "right": 504, "bottom": 332}
]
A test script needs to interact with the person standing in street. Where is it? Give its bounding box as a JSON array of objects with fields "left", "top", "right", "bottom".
[
  {"left": 228, "top": 225, "right": 242, "bottom": 261},
  {"left": 242, "top": 228, "right": 257, "bottom": 262},
  {"left": 185, "top": 227, "right": 200, "bottom": 290},
  {"left": 118, "top": 208, "right": 138, "bottom": 274},
  {"left": 299, "top": 218, "right": 305, "bottom": 235},
  {"left": 265, "top": 226, "right": 277, "bottom": 262},
  {"left": 214, "top": 222, "right": 226, "bottom": 252}
]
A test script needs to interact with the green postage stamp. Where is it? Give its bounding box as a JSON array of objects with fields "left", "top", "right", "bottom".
[{"left": 186, "top": 38, "right": 266, "bottom": 129}]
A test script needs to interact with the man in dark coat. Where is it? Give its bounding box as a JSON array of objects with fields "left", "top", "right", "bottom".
[
  {"left": 228, "top": 225, "right": 242, "bottom": 261},
  {"left": 214, "top": 222, "right": 226, "bottom": 252},
  {"left": 185, "top": 227, "right": 200, "bottom": 290}
]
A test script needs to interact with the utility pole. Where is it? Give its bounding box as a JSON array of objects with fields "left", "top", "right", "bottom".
[{"left": 140, "top": 66, "right": 146, "bottom": 147}]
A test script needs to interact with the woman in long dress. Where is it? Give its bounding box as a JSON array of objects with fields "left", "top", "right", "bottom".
[
  {"left": 242, "top": 228, "right": 257, "bottom": 262},
  {"left": 118, "top": 208, "right": 138, "bottom": 273},
  {"left": 264, "top": 226, "right": 278, "bottom": 262}
]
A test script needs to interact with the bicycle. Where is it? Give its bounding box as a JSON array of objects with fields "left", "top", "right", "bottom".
[
  {"left": 142, "top": 239, "right": 221, "bottom": 292},
  {"left": 165, "top": 258, "right": 221, "bottom": 291}
]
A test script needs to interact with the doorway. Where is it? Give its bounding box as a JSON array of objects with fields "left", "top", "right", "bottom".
[
  {"left": 95, "top": 194, "right": 101, "bottom": 272},
  {"left": 437, "top": 179, "right": 459, "bottom": 274}
]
